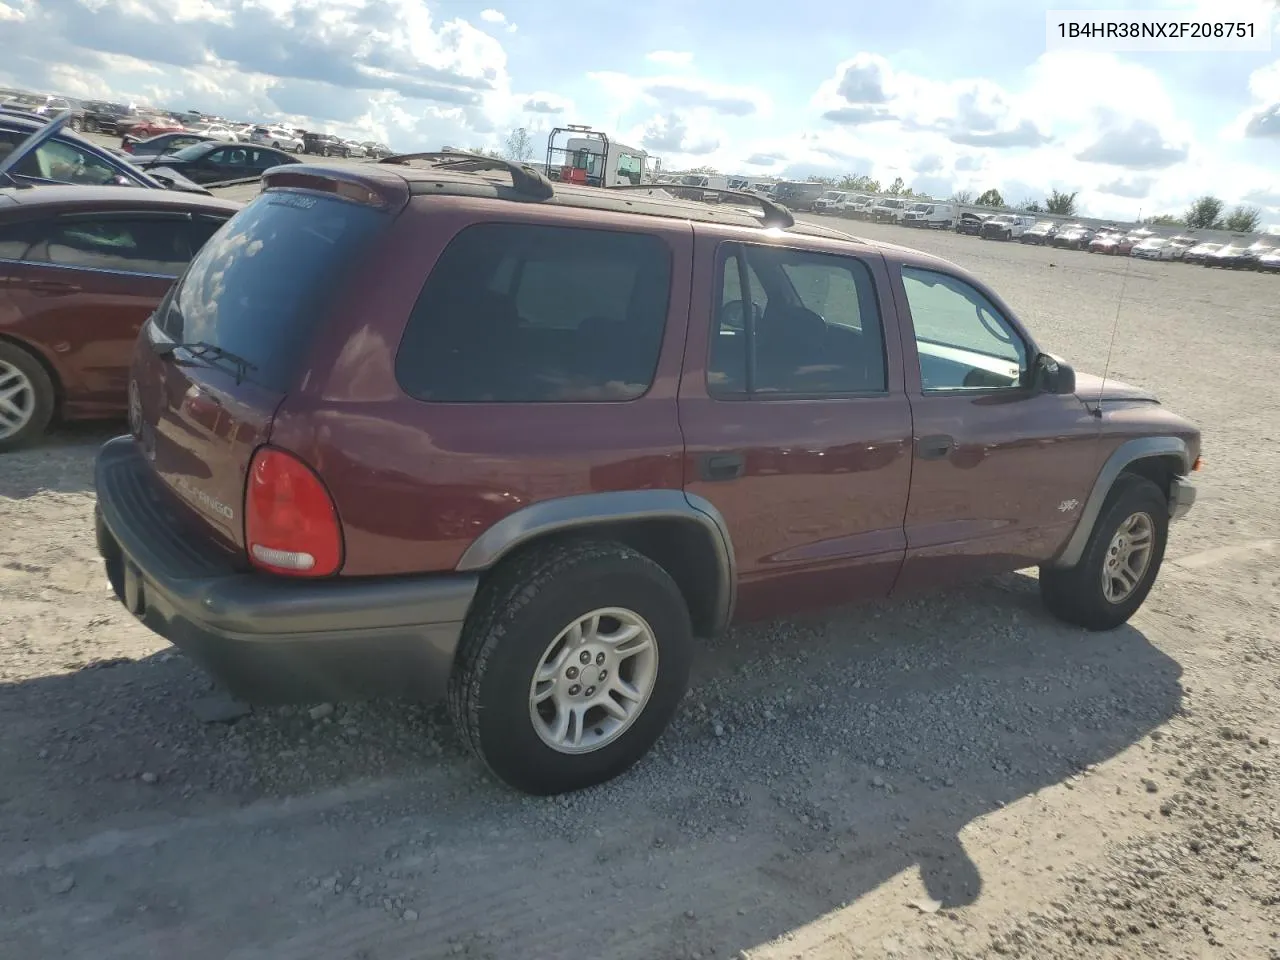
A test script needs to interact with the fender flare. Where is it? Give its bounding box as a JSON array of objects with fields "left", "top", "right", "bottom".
[
  {"left": 1050, "top": 436, "right": 1191, "bottom": 569},
  {"left": 455, "top": 490, "right": 737, "bottom": 634}
]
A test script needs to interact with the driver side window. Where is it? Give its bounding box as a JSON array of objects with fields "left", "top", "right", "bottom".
[{"left": 901, "top": 266, "right": 1028, "bottom": 391}]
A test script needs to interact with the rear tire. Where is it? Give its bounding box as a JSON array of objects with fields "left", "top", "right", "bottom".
[
  {"left": 0, "top": 341, "right": 56, "bottom": 453},
  {"left": 1040, "top": 474, "right": 1168, "bottom": 631},
  {"left": 449, "top": 540, "right": 694, "bottom": 795}
]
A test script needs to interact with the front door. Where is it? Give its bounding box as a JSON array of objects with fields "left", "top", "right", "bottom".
[
  {"left": 891, "top": 263, "right": 1100, "bottom": 593},
  {"left": 679, "top": 231, "right": 914, "bottom": 623}
]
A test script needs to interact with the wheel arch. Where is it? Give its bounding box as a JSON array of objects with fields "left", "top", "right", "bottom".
[
  {"left": 1050, "top": 437, "right": 1190, "bottom": 569},
  {"left": 455, "top": 491, "right": 737, "bottom": 638}
]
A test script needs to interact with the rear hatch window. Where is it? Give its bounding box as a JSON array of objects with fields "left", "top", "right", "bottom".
[
  {"left": 155, "top": 189, "right": 387, "bottom": 392},
  {"left": 136, "top": 187, "right": 392, "bottom": 545}
]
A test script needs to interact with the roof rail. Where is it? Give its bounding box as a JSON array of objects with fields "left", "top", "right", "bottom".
[
  {"left": 606, "top": 183, "right": 795, "bottom": 229},
  {"left": 378, "top": 151, "right": 554, "bottom": 200}
]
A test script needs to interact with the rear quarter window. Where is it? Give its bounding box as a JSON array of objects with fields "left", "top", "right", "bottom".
[
  {"left": 396, "top": 223, "right": 673, "bottom": 402},
  {"left": 156, "top": 190, "right": 388, "bottom": 392}
]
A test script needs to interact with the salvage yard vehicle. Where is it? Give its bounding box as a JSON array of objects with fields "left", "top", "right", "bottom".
[
  {"left": 955, "top": 211, "right": 990, "bottom": 235},
  {"left": 902, "top": 201, "right": 957, "bottom": 229},
  {"left": 1182, "top": 241, "right": 1222, "bottom": 265},
  {"left": 869, "top": 196, "right": 907, "bottom": 223},
  {"left": 248, "top": 126, "right": 304, "bottom": 153},
  {"left": 1131, "top": 237, "right": 1172, "bottom": 261},
  {"left": 979, "top": 214, "right": 1031, "bottom": 241},
  {"left": 136, "top": 140, "right": 301, "bottom": 185},
  {"left": 1204, "top": 243, "right": 1251, "bottom": 269},
  {"left": 0, "top": 181, "right": 239, "bottom": 449},
  {"left": 812, "top": 190, "right": 848, "bottom": 213},
  {"left": 1020, "top": 221, "right": 1058, "bottom": 245},
  {"left": 771, "top": 180, "right": 827, "bottom": 212},
  {"left": 93, "top": 153, "right": 1201, "bottom": 796},
  {"left": 1051, "top": 223, "right": 1094, "bottom": 250},
  {"left": 1166, "top": 235, "right": 1197, "bottom": 259}
]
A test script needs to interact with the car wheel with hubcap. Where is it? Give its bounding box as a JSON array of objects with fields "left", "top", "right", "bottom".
[
  {"left": 0, "top": 343, "right": 56, "bottom": 452},
  {"left": 449, "top": 540, "right": 694, "bottom": 795},
  {"left": 1039, "top": 473, "right": 1169, "bottom": 630}
]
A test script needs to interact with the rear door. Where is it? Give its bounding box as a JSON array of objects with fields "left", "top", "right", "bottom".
[
  {"left": 678, "top": 229, "right": 914, "bottom": 623},
  {"left": 2, "top": 210, "right": 215, "bottom": 413},
  {"left": 131, "top": 182, "right": 400, "bottom": 548}
]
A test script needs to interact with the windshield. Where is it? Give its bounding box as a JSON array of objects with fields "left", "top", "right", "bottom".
[{"left": 156, "top": 190, "right": 390, "bottom": 391}]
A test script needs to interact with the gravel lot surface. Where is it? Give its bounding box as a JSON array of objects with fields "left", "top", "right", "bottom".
[{"left": 1, "top": 209, "right": 1277, "bottom": 960}]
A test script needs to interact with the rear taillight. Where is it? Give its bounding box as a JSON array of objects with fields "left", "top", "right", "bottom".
[{"left": 244, "top": 447, "right": 343, "bottom": 577}]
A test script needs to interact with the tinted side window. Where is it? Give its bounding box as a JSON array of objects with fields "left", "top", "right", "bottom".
[
  {"left": 900, "top": 266, "right": 1028, "bottom": 391},
  {"left": 0, "top": 222, "right": 36, "bottom": 261},
  {"left": 185, "top": 217, "right": 230, "bottom": 253},
  {"left": 32, "top": 218, "right": 193, "bottom": 276},
  {"left": 709, "top": 243, "right": 886, "bottom": 397},
  {"left": 396, "top": 224, "right": 672, "bottom": 402}
]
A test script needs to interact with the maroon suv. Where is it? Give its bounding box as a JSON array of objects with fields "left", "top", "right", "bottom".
[{"left": 94, "top": 159, "right": 1201, "bottom": 796}]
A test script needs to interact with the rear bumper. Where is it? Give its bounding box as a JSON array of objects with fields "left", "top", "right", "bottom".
[
  {"left": 93, "top": 436, "right": 477, "bottom": 704},
  {"left": 1170, "top": 476, "right": 1197, "bottom": 521}
]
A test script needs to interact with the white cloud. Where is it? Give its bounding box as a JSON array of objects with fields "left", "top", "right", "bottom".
[
  {"left": 645, "top": 50, "right": 693, "bottom": 67},
  {"left": 479, "top": 8, "right": 505, "bottom": 23},
  {"left": 589, "top": 71, "right": 769, "bottom": 118}
]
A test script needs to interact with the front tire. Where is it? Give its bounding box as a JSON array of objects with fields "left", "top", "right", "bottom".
[
  {"left": 0, "top": 342, "right": 56, "bottom": 452},
  {"left": 449, "top": 540, "right": 694, "bottom": 795},
  {"left": 1040, "top": 474, "right": 1168, "bottom": 631}
]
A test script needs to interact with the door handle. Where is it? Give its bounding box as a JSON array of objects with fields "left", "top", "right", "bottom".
[
  {"left": 699, "top": 452, "right": 746, "bottom": 482},
  {"left": 915, "top": 435, "right": 955, "bottom": 460}
]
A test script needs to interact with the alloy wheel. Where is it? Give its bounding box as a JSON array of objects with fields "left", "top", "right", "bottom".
[
  {"left": 528, "top": 607, "right": 659, "bottom": 754},
  {"left": 1102, "top": 511, "right": 1155, "bottom": 604},
  {"left": 0, "top": 360, "right": 36, "bottom": 441}
]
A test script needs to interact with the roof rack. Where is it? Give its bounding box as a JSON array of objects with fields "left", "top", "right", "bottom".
[
  {"left": 378, "top": 151, "right": 554, "bottom": 200},
  {"left": 605, "top": 183, "right": 795, "bottom": 229}
]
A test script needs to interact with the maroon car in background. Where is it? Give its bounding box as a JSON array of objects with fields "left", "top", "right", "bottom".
[{"left": 0, "top": 184, "right": 239, "bottom": 448}]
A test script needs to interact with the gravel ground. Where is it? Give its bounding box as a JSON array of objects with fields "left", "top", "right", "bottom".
[{"left": 1, "top": 215, "right": 1277, "bottom": 960}]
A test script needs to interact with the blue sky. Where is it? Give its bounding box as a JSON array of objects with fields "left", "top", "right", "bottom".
[{"left": 0, "top": 0, "right": 1276, "bottom": 222}]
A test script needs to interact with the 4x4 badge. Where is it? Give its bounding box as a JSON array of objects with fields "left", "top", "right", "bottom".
[{"left": 1059, "top": 499, "right": 1080, "bottom": 513}]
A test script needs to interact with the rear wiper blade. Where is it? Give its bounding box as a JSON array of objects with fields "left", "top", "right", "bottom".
[{"left": 157, "top": 340, "right": 257, "bottom": 384}]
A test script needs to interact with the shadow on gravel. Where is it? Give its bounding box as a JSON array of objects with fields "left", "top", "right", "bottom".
[
  {"left": 0, "top": 574, "right": 1184, "bottom": 960},
  {"left": 0, "top": 422, "right": 119, "bottom": 499}
]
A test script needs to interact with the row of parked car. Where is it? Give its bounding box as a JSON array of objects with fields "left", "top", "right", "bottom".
[
  {"left": 958, "top": 215, "right": 1279, "bottom": 272},
  {"left": 0, "top": 89, "right": 394, "bottom": 160},
  {"left": 812, "top": 191, "right": 961, "bottom": 228}
]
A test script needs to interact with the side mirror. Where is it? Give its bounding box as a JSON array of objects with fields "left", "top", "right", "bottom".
[{"left": 1034, "top": 353, "right": 1076, "bottom": 394}]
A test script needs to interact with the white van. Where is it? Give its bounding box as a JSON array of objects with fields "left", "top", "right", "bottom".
[{"left": 902, "top": 201, "right": 957, "bottom": 229}]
